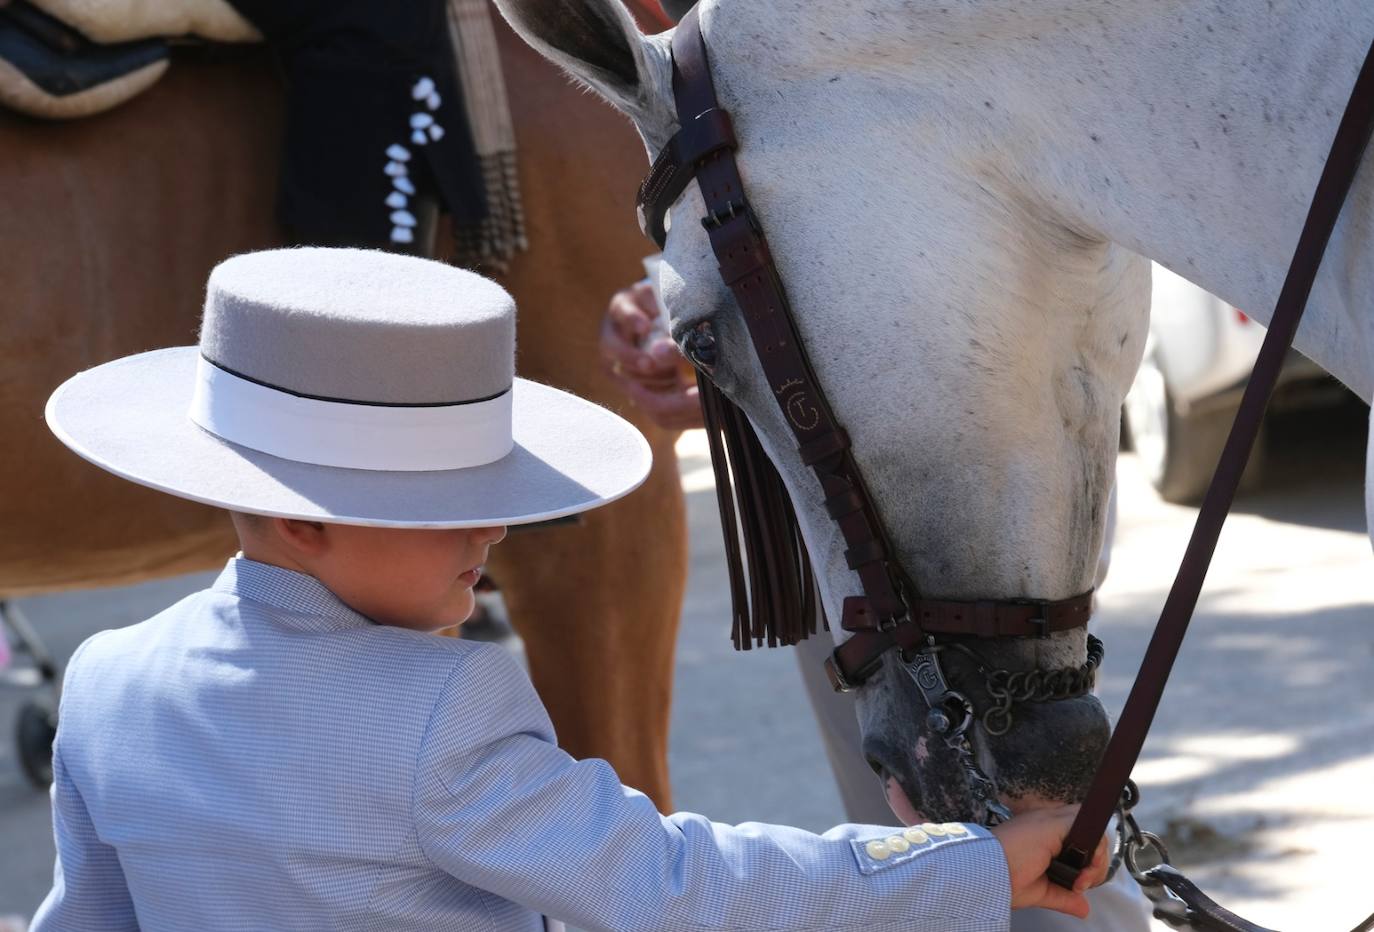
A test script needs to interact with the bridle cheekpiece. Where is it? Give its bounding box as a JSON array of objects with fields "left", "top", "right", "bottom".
[{"left": 634, "top": 6, "right": 1095, "bottom": 826}]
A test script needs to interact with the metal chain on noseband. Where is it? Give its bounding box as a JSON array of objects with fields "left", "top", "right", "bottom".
[
  {"left": 937, "top": 635, "right": 1104, "bottom": 737},
  {"left": 894, "top": 634, "right": 1102, "bottom": 826},
  {"left": 979, "top": 635, "right": 1105, "bottom": 736}
]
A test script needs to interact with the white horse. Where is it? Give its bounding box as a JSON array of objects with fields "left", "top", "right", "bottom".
[{"left": 496, "top": 0, "right": 1373, "bottom": 834}]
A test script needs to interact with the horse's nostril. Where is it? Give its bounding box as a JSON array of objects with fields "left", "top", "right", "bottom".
[{"left": 865, "top": 757, "right": 884, "bottom": 777}]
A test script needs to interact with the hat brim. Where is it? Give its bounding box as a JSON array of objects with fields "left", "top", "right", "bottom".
[{"left": 46, "top": 347, "right": 652, "bottom": 528}]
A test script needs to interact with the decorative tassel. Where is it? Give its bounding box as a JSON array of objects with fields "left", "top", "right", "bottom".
[{"left": 696, "top": 373, "right": 822, "bottom": 650}]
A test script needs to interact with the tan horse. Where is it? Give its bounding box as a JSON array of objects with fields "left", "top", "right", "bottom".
[{"left": 0, "top": 12, "right": 686, "bottom": 807}]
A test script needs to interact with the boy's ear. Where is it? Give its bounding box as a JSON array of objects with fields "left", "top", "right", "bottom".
[{"left": 272, "top": 518, "right": 328, "bottom": 557}]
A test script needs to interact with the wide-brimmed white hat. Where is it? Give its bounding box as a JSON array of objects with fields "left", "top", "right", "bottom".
[{"left": 45, "top": 247, "right": 651, "bottom": 527}]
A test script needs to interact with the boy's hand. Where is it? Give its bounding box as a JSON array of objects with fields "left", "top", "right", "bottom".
[{"left": 990, "top": 804, "right": 1110, "bottom": 919}]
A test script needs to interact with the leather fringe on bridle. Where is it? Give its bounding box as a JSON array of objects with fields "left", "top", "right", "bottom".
[{"left": 695, "top": 373, "right": 823, "bottom": 650}]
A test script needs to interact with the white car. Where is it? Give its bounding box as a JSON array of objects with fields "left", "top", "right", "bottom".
[{"left": 1122, "top": 264, "right": 1334, "bottom": 503}]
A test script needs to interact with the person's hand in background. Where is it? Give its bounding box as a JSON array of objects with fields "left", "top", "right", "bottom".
[{"left": 600, "top": 280, "right": 704, "bottom": 431}]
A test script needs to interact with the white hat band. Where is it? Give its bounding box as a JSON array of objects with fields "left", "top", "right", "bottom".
[{"left": 188, "top": 356, "right": 514, "bottom": 472}]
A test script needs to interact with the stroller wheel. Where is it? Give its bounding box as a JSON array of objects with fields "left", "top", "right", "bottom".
[{"left": 17, "top": 700, "right": 56, "bottom": 789}]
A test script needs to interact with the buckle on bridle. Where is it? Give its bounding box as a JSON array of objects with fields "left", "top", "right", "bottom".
[
  {"left": 825, "top": 648, "right": 881, "bottom": 693},
  {"left": 876, "top": 612, "right": 904, "bottom": 633},
  {"left": 702, "top": 198, "right": 747, "bottom": 230},
  {"left": 1014, "top": 598, "right": 1051, "bottom": 638},
  {"left": 823, "top": 654, "right": 852, "bottom": 692}
]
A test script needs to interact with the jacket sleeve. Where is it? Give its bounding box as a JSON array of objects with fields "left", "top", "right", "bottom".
[
  {"left": 29, "top": 742, "right": 138, "bottom": 931},
  {"left": 412, "top": 644, "right": 1011, "bottom": 932}
]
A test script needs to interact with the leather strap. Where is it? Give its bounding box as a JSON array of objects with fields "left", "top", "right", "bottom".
[
  {"left": 1139, "top": 861, "right": 1371, "bottom": 932},
  {"left": 1141, "top": 865, "right": 1279, "bottom": 932},
  {"left": 826, "top": 591, "right": 1093, "bottom": 691},
  {"left": 671, "top": 7, "right": 911, "bottom": 627},
  {"left": 1052, "top": 34, "right": 1374, "bottom": 888},
  {"left": 636, "top": 107, "right": 737, "bottom": 248}
]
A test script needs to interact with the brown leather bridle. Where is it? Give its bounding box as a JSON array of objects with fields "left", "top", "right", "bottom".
[
  {"left": 638, "top": 5, "right": 1094, "bottom": 826},
  {"left": 645, "top": 7, "right": 1099, "bottom": 665},
  {"left": 637, "top": 8, "right": 1374, "bottom": 931}
]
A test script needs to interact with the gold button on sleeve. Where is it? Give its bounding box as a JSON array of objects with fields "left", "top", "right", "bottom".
[{"left": 865, "top": 840, "right": 892, "bottom": 861}]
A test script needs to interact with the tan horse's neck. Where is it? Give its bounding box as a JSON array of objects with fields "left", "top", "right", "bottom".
[{"left": 1, "top": 32, "right": 687, "bottom": 807}]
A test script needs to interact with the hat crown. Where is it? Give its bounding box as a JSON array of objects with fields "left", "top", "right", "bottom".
[
  {"left": 199, "top": 248, "right": 515, "bottom": 404},
  {"left": 46, "top": 245, "right": 651, "bottom": 526}
]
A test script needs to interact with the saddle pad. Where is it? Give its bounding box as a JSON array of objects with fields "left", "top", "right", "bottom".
[{"left": 29, "top": 0, "right": 260, "bottom": 44}]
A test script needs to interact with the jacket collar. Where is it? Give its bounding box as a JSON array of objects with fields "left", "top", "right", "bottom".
[{"left": 212, "top": 556, "right": 375, "bottom": 632}]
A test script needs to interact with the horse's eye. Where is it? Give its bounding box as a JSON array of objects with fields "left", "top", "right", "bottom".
[{"left": 684, "top": 321, "right": 718, "bottom": 372}]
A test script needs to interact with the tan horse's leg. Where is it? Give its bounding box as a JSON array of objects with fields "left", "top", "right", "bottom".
[
  {"left": 481, "top": 21, "right": 688, "bottom": 809},
  {"left": 485, "top": 478, "right": 686, "bottom": 806}
]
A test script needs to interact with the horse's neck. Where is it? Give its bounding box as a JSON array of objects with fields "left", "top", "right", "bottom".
[
  {"left": 993, "top": 2, "right": 1374, "bottom": 400},
  {"left": 711, "top": 0, "right": 1374, "bottom": 400},
  {"left": 691, "top": 0, "right": 1374, "bottom": 595}
]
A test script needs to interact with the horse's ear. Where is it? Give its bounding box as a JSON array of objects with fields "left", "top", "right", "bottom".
[{"left": 493, "top": 0, "right": 667, "bottom": 121}]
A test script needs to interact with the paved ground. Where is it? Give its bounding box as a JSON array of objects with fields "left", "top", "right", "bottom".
[
  {"left": 1, "top": 398, "right": 1369, "bottom": 928},
  {"left": 1087, "top": 399, "right": 1374, "bottom": 932}
]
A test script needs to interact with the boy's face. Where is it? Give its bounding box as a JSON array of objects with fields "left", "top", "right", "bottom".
[{"left": 309, "top": 523, "right": 507, "bottom": 632}]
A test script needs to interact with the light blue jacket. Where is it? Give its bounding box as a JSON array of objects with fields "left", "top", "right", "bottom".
[{"left": 33, "top": 557, "right": 1011, "bottom": 931}]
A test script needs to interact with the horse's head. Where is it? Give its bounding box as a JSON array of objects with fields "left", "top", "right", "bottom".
[{"left": 497, "top": 0, "right": 1151, "bottom": 821}]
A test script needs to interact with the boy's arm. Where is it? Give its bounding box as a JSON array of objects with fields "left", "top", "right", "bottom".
[
  {"left": 30, "top": 742, "right": 138, "bottom": 931},
  {"left": 413, "top": 646, "right": 1012, "bottom": 932}
]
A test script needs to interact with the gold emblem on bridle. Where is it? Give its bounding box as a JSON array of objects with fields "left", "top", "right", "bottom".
[{"left": 775, "top": 378, "right": 820, "bottom": 431}]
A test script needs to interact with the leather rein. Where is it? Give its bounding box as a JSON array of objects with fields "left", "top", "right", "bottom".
[{"left": 638, "top": 10, "right": 1374, "bottom": 931}]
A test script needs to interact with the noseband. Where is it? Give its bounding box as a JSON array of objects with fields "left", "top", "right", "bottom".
[{"left": 636, "top": 7, "right": 1095, "bottom": 825}]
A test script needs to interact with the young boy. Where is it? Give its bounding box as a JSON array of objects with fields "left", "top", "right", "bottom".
[{"left": 34, "top": 247, "right": 1106, "bottom": 931}]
